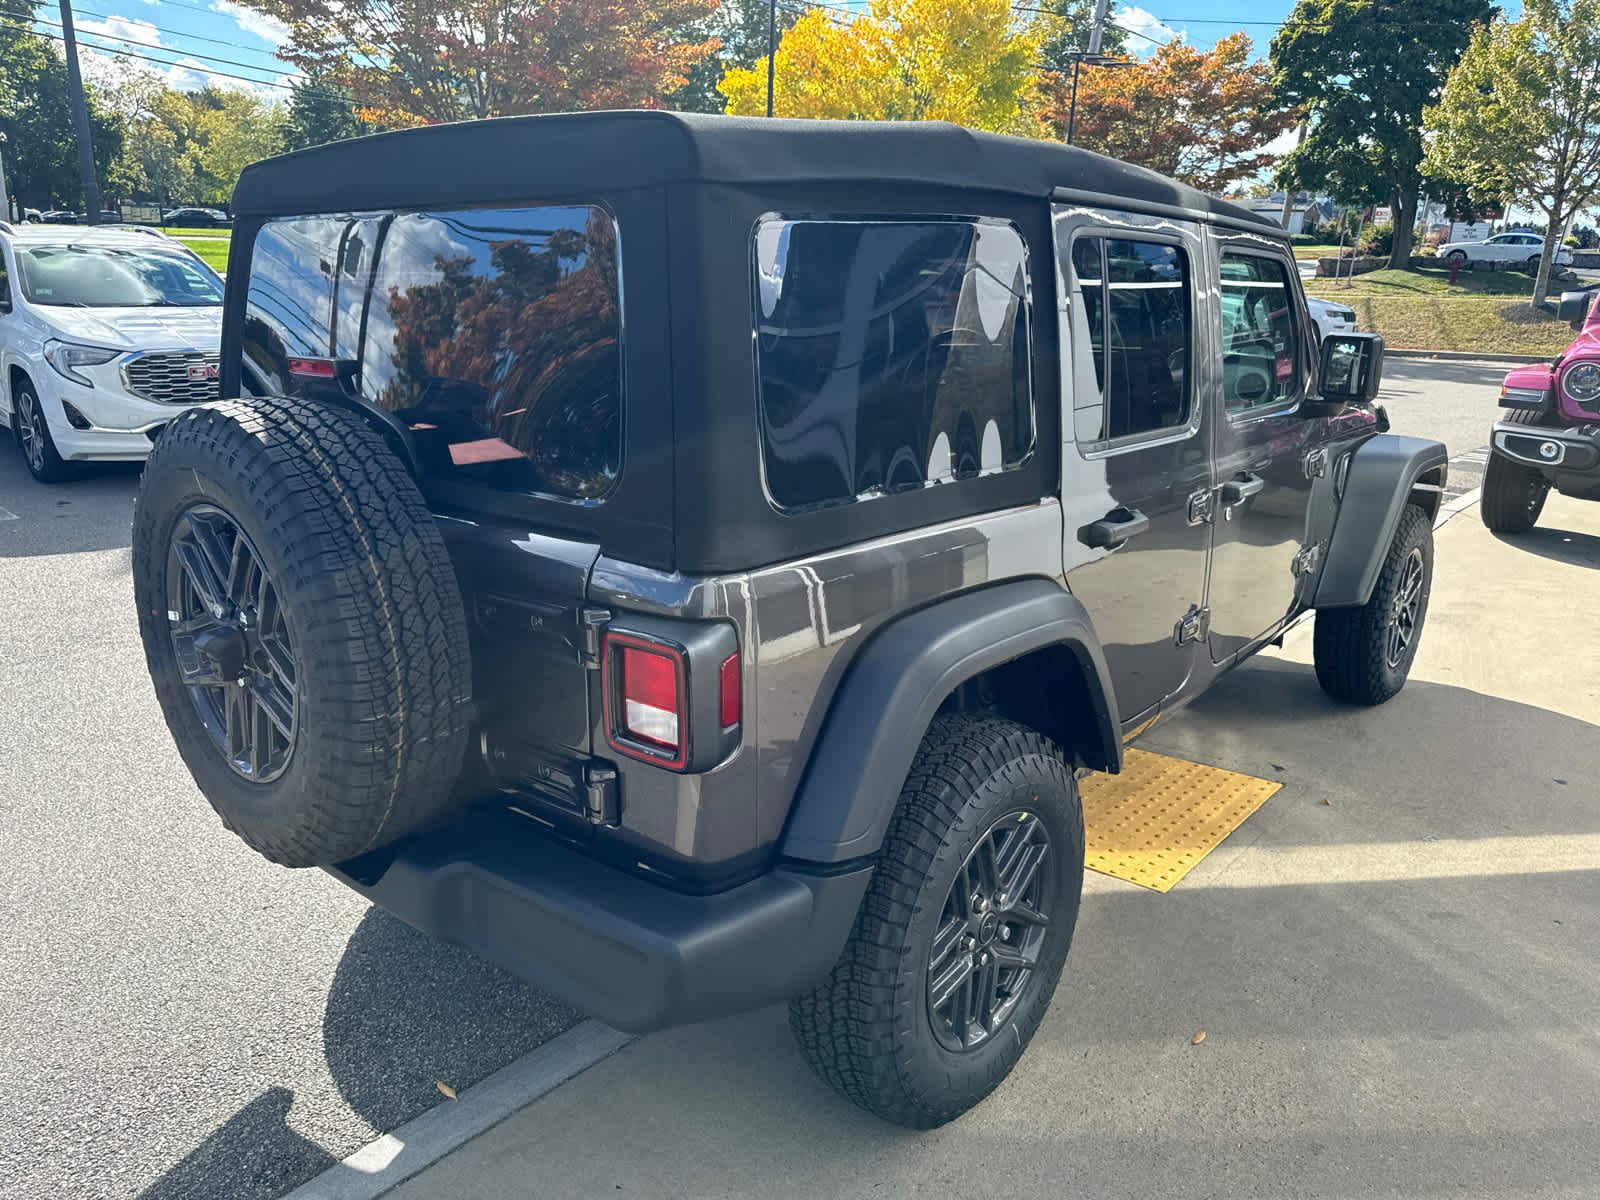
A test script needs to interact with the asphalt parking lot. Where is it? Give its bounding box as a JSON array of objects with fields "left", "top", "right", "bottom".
[{"left": 1, "top": 359, "right": 1595, "bottom": 1198}]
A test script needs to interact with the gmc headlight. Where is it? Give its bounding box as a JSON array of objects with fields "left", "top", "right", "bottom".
[
  {"left": 1561, "top": 361, "right": 1600, "bottom": 407},
  {"left": 43, "top": 340, "right": 121, "bottom": 387}
]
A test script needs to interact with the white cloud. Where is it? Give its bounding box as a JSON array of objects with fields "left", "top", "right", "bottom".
[
  {"left": 212, "top": 0, "right": 290, "bottom": 48},
  {"left": 76, "top": 14, "right": 164, "bottom": 47},
  {"left": 1112, "top": 6, "right": 1183, "bottom": 51},
  {"left": 165, "top": 57, "right": 216, "bottom": 91}
]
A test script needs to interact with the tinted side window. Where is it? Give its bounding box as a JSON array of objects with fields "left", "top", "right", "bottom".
[
  {"left": 1069, "top": 236, "right": 1192, "bottom": 443},
  {"left": 0, "top": 253, "right": 10, "bottom": 309},
  {"left": 754, "top": 218, "right": 1033, "bottom": 513},
  {"left": 246, "top": 206, "right": 622, "bottom": 503},
  {"left": 1219, "top": 253, "right": 1302, "bottom": 414}
]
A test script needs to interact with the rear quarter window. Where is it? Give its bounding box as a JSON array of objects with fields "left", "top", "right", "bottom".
[
  {"left": 244, "top": 205, "right": 622, "bottom": 503},
  {"left": 752, "top": 217, "right": 1034, "bottom": 513}
]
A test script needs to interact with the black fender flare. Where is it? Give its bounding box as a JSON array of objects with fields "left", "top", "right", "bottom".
[
  {"left": 777, "top": 578, "right": 1120, "bottom": 865},
  {"left": 1314, "top": 434, "right": 1447, "bottom": 609}
]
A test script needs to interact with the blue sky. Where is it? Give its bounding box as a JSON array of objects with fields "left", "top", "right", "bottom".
[{"left": 37, "top": 0, "right": 1520, "bottom": 100}]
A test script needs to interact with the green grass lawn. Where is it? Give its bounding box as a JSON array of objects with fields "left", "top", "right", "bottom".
[
  {"left": 178, "top": 237, "right": 230, "bottom": 273},
  {"left": 1292, "top": 242, "right": 1350, "bottom": 259},
  {"left": 161, "top": 226, "right": 232, "bottom": 239},
  {"left": 1306, "top": 266, "right": 1574, "bottom": 355}
]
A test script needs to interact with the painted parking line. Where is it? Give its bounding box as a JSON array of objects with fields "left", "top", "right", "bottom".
[{"left": 282, "top": 1020, "right": 632, "bottom": 1200}]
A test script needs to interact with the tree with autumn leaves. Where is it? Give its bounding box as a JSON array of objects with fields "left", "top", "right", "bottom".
[
  {"left": 250, "top": 0, "right": 720, "bottom": 125},
  {"left": 1038, "top": 33, "right": 1296, "bottom": 193}
]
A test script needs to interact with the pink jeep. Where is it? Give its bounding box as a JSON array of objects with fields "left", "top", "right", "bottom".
[{"left": 1483, "top": 288, "right": 1600, "bottom": 531}]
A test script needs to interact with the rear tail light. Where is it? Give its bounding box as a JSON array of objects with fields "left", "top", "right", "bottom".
[
  {"left": 602, "top": 627, "right": 742, "bottom": 772},
  {"left": 622, "top": 645, "right": 681, "bottom": 751},
  {"left": 286, "top": 357, "right": 338, "bottom": 379}
]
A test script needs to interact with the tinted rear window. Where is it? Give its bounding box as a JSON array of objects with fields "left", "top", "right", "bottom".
[
  {"left": 753, "top": 218, "right": 1034, "bottom": 513},
  {"left": 244, "top": 205, "right": 621, "bottom": 502}
]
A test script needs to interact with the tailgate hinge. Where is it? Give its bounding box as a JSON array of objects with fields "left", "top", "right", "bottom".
[
  {"left": 579, "top": 606, "right": 611, "bottom": 668},
  {"left": 1174, "top": 605, "right": 1211, "bottom": 646}
]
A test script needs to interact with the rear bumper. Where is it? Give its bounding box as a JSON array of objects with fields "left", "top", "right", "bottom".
[
  {"left": 1492, "top": 421, "right": 1600, "bottom": 475},
  {"left": 327, "top": 807, "right": 872, "bottom": 1033}
]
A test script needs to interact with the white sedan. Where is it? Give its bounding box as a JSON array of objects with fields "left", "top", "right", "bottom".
[
  {"left": 1305, "top": 295, "right": 1358, "bottom": 343},
  {"left": 1438, "top": 232, "right": 1574, "bottom": 267}
]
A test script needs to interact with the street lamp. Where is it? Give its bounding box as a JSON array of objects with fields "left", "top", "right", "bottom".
[{"left": 1061, "top": 52, "right": 1135, "bottom": 147}]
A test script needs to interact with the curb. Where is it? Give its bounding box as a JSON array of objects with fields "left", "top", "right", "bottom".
[
  {"left": 1386, "top": 348, "right": 1550, "bottom": 365},
  {"left": 281, "top": 1020, "right": 633, "bottom": 1200}
]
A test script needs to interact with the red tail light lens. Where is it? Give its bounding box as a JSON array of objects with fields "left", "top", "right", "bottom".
[
  {"left": 621, "top": 646, "right": 681, "bottom": 751},
  {"left": 719, "top": 653, "right": 741, "bottom": 728},
  {"left": 286, "top": 357, "right": 338, "bottom": 379}
]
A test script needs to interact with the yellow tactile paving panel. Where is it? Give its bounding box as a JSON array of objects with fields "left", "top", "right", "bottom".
[{"left": 1080, "top": 749, "right": 1282, "bottom": 892}]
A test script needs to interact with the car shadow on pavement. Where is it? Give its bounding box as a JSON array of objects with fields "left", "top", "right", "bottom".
[
  {"left": 319, "top": 908, "right": 584, "bottom": 1133},
  {"left": 134, "top": 910, "right": 582, "bottom": 1200},
  {"left": 1492, "top": 525, "right": 1600, "bottom": 569},
  {"left": 135, "top": 1089, "right": 337, "bottom": 1200}
]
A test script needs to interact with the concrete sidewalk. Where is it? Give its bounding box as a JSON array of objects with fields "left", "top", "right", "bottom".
[{"left": 389, "top": 497, "right": 1600, "bottom": 1200}]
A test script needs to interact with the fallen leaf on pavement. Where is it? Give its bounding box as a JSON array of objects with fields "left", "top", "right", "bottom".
[
  {"left": 436, "top": 1081, "right": 457, "bottom": 1100},
  {"left": 1191, "top": 1031, "right": 1207, "bottom": 1045}
]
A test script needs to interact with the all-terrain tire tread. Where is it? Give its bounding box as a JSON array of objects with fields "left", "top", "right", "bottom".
[{"left": 132, "top": 396, "right": 473, "bottom": 866}]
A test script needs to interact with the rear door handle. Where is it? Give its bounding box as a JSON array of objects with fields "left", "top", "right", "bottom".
[
  {"left": 1078, "top": 507, "right": 1150, "bottom": 549},
  {"left": 1219, "top": 472, "right": 1265, "bottom": 505}
]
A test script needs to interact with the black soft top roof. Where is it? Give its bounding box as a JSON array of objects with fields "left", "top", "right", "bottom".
[{"left": 232, "top": 110, "right": 1277, "bottom": 233}]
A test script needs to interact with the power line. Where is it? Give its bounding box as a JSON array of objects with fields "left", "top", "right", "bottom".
[{"left": 0, "top": 0, "right": 292, "bottom": 64}]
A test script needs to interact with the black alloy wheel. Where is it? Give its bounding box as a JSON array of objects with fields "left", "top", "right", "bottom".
[
  {"left": 926, "top": 810, "right": 1053, "bottom": 1052},
  {"left": 166, "top": 503, "right": 298, "bottom": 782}
]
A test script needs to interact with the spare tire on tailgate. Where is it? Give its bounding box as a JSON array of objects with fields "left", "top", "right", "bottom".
[{"left": 133, "top": 396, "right": 473, "bottom": 867}]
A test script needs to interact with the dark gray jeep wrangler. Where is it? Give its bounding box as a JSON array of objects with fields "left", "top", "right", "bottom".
[{"left": 131, "top": 112, "right": 1446, "bottom": 1128}]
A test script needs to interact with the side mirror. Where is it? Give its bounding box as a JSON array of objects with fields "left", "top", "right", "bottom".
[
  {"left": 1557, "top": 290, "right": 1595, "bottom": 330},
  {"left": 1319, "top": 332, "right": 1385, "bottom": 404}
]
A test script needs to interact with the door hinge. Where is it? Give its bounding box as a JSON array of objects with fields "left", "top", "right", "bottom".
[
  {"left": 1303, "top": 447, "right": 1329, "bottom": 479},
  {"left": 1174, "top": 605, "right": 1211, "bottom": 646},
  {"left": 1292, "top": 542, "right": 1324, "bottom": 577},
  {"left": 1187, "top": 489, "right": 1214, "bottom": 526},
  {"left": 584, "top": 762, "right": 620, "bottom": 826},
  {"left": 579, "top": 606, "right": 611, "bottom": 667}
]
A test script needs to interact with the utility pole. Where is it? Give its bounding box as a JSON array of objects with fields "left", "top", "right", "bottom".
[
  {"left": 1087, "top": 0, "right": 1111, "bottom": 54},
  {"left": 59, "top": 0, "right": 101, "bottom": 224},
  {"left": 766, "top": 0, "right": 777, "bottom": 118}
]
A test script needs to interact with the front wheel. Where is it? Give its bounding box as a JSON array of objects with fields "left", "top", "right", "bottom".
[
  {"left": 1447, "top": 250, "right": 1468, "bottom": 265},
  {"left": 1313, "top": 503, "right": 1434, "bottom": 706},
  {"left": 789, "top": 716, "right": 1084, "bottom": 1128},
  {"left": 13, "top": 382, "right": 71, "bottom": 483},
  {"left": 1481, "top": 452, "right": 1548, "bottom": 533}
]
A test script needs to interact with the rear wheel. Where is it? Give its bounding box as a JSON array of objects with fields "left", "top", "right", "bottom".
[
  {"left": 133, "top": 396, "right": 474, "bottom": 866},
  {"left": 789, "top": 715, "right": 1084, "bottom": 1128}
]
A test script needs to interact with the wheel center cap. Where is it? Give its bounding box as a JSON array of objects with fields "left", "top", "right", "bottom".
[
  {"left": 977, "top": 912, "right": 1001, "bottom": 945},
  {"left": 193, "top": 623, "right": 248, "bottom": 680}
]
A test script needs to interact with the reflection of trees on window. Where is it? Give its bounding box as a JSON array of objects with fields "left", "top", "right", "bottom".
[{"left": 375, "top": 208, "right": 622, "bottom": 501}]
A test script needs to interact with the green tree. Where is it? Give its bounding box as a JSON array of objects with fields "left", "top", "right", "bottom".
[
  {"left": 0, "top": 23, "right": 124, "bottom": 210},
  {"left": 283, "top": 74, "right": 366, "bottom": 150},
  {"left": 1033, "top": 0, "right": 1126, "bottom": 74},
  {"left": 671, "top": 0, "right": 801, "bottom": 114},
  {"left": 1270, "top": 0, "right": 1494, "bottom": 268},
  {"left": 185, "top": 88, "right": 285, "bottom": 204},
  {"left": 1424, "top": 0, "right": 1600, "bottom": 304}
]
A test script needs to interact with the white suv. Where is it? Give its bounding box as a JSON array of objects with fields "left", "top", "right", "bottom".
[{"left": 0, "top": 223, "right": 224, "bottom": 482}]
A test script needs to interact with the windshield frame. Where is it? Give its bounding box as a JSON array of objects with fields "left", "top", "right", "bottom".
[{"left": 15, "top": 242, "right": 224, "bottom": 309}]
